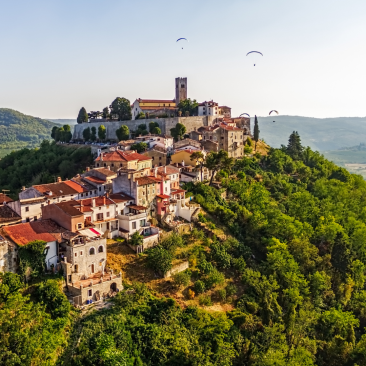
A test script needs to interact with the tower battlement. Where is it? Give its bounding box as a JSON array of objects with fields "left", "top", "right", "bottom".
[{"left": 175, "top": 77, "right": 187, "bottom": 104}]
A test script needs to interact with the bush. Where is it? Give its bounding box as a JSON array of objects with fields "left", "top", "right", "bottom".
[
  {"left": 160, "top": 233, "right": 185, "bottom": 253},
  {"left": 146, "top": 246, "right": 173, "bottom": 276},
  {"left": 194, "top": 280, "right": 206, "bottom": 294},
  {"left": 173, "top": 271, "right": 191, "bottom": 288},
  {"left": 187, "top": 289, "right": 195, "bottom": 299},
  {"left": 207, "top": 222, "right": 216, "bottom": 230},
  {"left": 199, "top": 295, "right": 212, "bottom": 306},
  {"left": 205, "top": 268, "right": 225, "bottom": 289},
  {"left": 226, "top": 284, "right": 237, "bottom": 297},
  {"left": 191, "top": 228, "right": 204, "bottom": 240},
  {"left": 217, "top": 289, "right": 227, "bottom": 302},
  {"left": 198, "top": 213, "right": 207, "bottom": 223}
]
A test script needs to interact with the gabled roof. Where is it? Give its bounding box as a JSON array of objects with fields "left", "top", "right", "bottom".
[
  {"left": 172, "top": 148, "right": 201, "bottom": 155},
  {"left": 109, "top": 193, "right": 134, "bottom": 203},
  {"left": 156, "top": 166, "right": 180, "bottom": 176},
  {"left": 136, "top": 99, "right": 175, "bottom": 104},
  {"left": 219, "top": 122, "right": 242, "bottom": 131},
  {"left": 71, "top": 177, "right": 95, "bottom": 191},
  {"left": 95, "top": 150, "right": 151, "bottom": 163},
  {"left": 4, "top": 219, "right": 67, "bottom": 245},
  {"left": 0, "top": 194, "right": 13, "bottom": 204},
  {"left": 135, "top": 176, "right": 158, "bottom": 186},
  {"left": 33, "top": 181, "right": 79, "bottom": 198},
  {"left": 84, "top": 176, "right": 106, "bottom": 185},
  {"left": 54, "top": 201, "right": 84, "bottom": 217},
  {"left": 64, "top": 180, "right": 88, "bottom": 193},
  {"left": 0, "top": 205, "right": 21, "bottom": 224}
]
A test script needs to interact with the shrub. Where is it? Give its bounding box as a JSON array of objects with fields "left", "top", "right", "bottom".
[
  {"left": 205, "top": 268, "right": 225, "bottom": 289},
  {"left": 160, "top": 233, "right": 184, "bottom": 253},
  {"left": 217, "top": 289, "right": 227, "bottom": 302},
  {"left": 173, "top": 271, "right": 191, "bottom": 288},
  {"left": 199, "top": 295, "right": 212, "bottom": 306},
  {"left": 226, "top": 284, "right": 238, "bottom": 297},
  {"left": 198, "top": 213, "right": 207, "bottom": 223},
  {"left": 194, "top": 280, "right": 206, "bottom": 294},
  {"left": 207, "top": 222, "right": 216, "bottom": 230},
  {"left": 198, "top": 259, "right": 214, "bottom": 275},
  {"left": 191, "top": 228, "right": 204, "bottom": 240},
  {"left": 146, "top": 246, "right": 173, "bottom": 276},
  {"left": 232, "top": 256, "right": 246, "bottom": 273},
  {"left": 187, "top": 289, "right": 195, "bottom": 299}
]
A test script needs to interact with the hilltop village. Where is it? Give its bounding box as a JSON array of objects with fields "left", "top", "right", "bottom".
[{"left": 0, "top": 77, "right": 252, "bottom": 306}]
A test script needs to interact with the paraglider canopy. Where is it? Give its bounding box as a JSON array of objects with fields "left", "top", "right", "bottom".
[
  {"left": 239, "top": 113, "right": 250, "bottom": 118},
  {"left": 269, "top": 110, "right": 279, "bottom": 115},
  {"left": 176, "top": 38, "right": 188, "bottom": 49},
  {"left": 246, "top": 51, "right": 263, "bottom": 66}
]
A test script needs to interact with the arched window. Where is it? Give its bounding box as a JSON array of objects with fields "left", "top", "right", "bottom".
[
  {"left": 89, "top": 247, "right": 95, "bottom": 255},
  {"left": 98, "top": 245, "right": 104, "bottom": 253}
]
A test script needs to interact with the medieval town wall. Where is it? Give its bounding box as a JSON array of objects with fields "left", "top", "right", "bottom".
[{"left": 73, "top": 116, "right": 217, "bottom": 141}]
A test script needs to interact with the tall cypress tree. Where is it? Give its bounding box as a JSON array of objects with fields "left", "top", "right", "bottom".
[
  {"left": 253, "top": 115, "right": 260, "bottom": 151},
  {"left": 77, "top": 107, "right": 89, "bottom": 124},
  {"left": 287, "top": 131, "right": 303, "bottom": 160}
]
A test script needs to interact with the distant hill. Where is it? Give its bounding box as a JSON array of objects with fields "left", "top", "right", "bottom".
[
  {"left": 0, "top": 109, "right": 59, "bottom": 156},
  {"left": 49, "top": 119, "right": 77, "bottom": 125},
  {"left": 256, "top": 115, "right": 366, "bottom": 151}
]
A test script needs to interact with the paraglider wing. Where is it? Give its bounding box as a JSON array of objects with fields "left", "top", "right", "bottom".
[
  {"left": 269, "top": 110, "right": 279, "bottom": 115},
  {"left": 239, "top": 113, "right": 250, "bottom": 118},
  {"left": 176, "top": 38, "right": 188, "bottom": 42},
  {"left": 246, "top": 51, "right": 263, "bottom": 56}
]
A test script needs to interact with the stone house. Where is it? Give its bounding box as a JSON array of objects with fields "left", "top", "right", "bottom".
[
  {"left": 198, "top": 101, "right": 219, "bottom": 117},
  {"left": 173, "top": 138, "right": 202, "bottom": 151},
  {"left": 3, "top": 219, "right": 67, "bottom": 270},
  {"left": 95, "top": 150, "right": 152, "bottom": 172},
  {"left": 0, "top": 204, "right": 22, "bottom": 227},
  {"left": 60, "top": 230, "right": 122, "bottom": 305},
  {"left": 0, "top": 234, "right": 17, "bottom": 273},
  {"left": 170, "top": 148, "right": 206, "bottom": 168},
  {"left": 143, "top": 146, "right": 169, "bottom": 167},
  {"left": 82, "top": 167, "right": 117, "bottom": 196},
  {"left": 7, "top": 178, "right": 96, "bottom": 223}
]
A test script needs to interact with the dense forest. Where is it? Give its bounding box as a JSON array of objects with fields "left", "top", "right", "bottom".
[
  {"left": 0, "top": 109, "right": 59, "bottom": 154},
  {"left": 3, "top": 133, "right": 366, "bottom": 365},
  {"left": 0, "top": 141, "right": 93, "bottom": 198}
]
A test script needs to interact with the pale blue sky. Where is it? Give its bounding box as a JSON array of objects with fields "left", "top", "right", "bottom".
[{"left": 0, "top": 0, "right": 365, "bottom": 119}]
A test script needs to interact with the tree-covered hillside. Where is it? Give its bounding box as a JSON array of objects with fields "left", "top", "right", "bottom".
[
  {"left": 0, "top": 140, "right": 93, "bottom": 198},
  {"left": 0, "top": 109, "right": 58, "bottom": 155}
]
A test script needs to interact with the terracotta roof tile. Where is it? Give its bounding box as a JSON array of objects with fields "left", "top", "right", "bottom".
[
  {"left": 137, "top": 99, "right": 175, "bottom": 104},
  {"left": 135, "top": 177, "right": 158, "bottom": 185},
  {"left": 0, "top": 194, "right": 13, "bottom": 204},
  {"left": 95, "top": 150, "right": 151, "bottom": 163},
  {"left": 34, "top": 181, "right": 79, "bottom": 198},
  {"left": 64, "top": 180, "right": 88, "bottom": 193},
  {"left": 109, "top": 193, "right": 134, "bottom": 203},
  {"left": 4, "top": 219, "right": 66, "bottom": 245},
  {"left": 84, "top": 176, "right": 106, "bottom": 184}
]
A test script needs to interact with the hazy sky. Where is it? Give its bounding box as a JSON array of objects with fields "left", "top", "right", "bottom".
[{"left": 0, "top": 0, "right": 365, "bottom": 119}]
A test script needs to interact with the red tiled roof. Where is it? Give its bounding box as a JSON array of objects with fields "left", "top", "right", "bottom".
[
  {"left": 4, "top": 220, "right": 61, "bottom": 245},
  {"left": 171, "top": 189, "right": 186, "bottom": 194},
  {"left": 64, "top": 180, "right": 87, "bottom": 193},
  {"left": 137, "top": 99, "right": 175, "bottom": 104},
  {"left": 135, "top": 176, "right": 158, "bottom": 185},
  {"left": 139, "top": 106, "right": 176, "bottom": 110},
  {"left": 77, "top": 196, "right": 115, "bottom": 208},
  {"left": 84, "top": 176, "right": 105, "bottom": 184},
  {"left": 173, "top": 149, "right": 200, "bottom": 155},
  {"left": 34, "top": 181, "right": 79, "bottom": 198},
  {"left": 109, "top": 193, "right": 134, "bottom": 203},
  {"left": 54, "top": 201, "right": 84, "bottom": 217},
  {"left": 95, "top": 150, "right": 151, "bottom": 163},
  {"left": 92, "top": 168, "right": 117, "bottom": 177},
  {"left": 129, "top": 205, "right": 148, "bottom": 211},
  {"left": 156, "top": 194, "right": 170, "bottom": 199},
  {"left": 0, "top": 194, "right": 13, "bottom": 204},
  {"left": 156, "top": 166, "right": 180, "bottom": 176},
  {"left": 219, "top": 123, "right": 242, "bottom": 131}
]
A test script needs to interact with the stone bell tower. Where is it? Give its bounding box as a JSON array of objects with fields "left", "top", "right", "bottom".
[{"left": 175, "top": 77, "right": 187, "bottom": 104}]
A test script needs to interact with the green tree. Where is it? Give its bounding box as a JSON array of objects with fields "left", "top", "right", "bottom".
[
  {"left": 98, "top": 125, "right": 107, "bottom": 141},
  {"left": 131, "top": 142, "right": 148, "bottom": 153},
  {"left": 253, "top": 115, "right": 260, "bottom": 151},
  {"left": 102, "top": 106, "right": 110, "bottom": 119},
  {"left": 149, "top": 121, "right": 159, "bottom": 133},
  {"left": 18, "top": 240, "right": 47, "bottom": 280},
  {"left": 190, "top": 150, "right": 206, "bottom": 181},
  {"left": 287, "top": 131, "right": 304, "bottom": 160},
  {"left": 83, "top": 126, "right": 91, "bottom": 141},
  {"left": 152, "top": 126, "right": 161, "bottom": 134},
  {"left": 205, "top": 149, "right": 234, "bottom": 185},
  {"left": 178, "top": 98, "right": 199, "bottom": 116},
  {"left": 116, "top": 125, "right": 129, "bottom": 141},
  {"left": 147, "top": 246, "right": 173, "bottom": 276},
  {"left": 91, "top": 126, "right": 97, "bottom": 142},
  {"left": 135, "top": 112, "right": 146, "bottom": 120},
  {"left": 62, "top": 124, "right": 72, "bottom": 143},
  {"left": 51, "top": 126, "right": 58, "bottom": 139},
  {"left": 110, "top": 97, "right": 132, "bottom": 121},
  {"left": 77, "top": 107, "right": 89, "bottom": 124},
  {"left": 129, "top": 231, "right": 143, "bottom": 247},
  {"left": 170, "top": 122, "right": 187, "bottom": 141},
  {"left": 172, "top": 271, "right": 191, "bottom": 288}
]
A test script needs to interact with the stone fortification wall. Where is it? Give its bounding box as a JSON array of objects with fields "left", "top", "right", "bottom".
[{"left": 73, "top": 116, "right": 216, "bottom": 141}]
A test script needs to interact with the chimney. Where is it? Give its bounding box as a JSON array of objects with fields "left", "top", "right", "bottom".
[
  {"left": 107, "top": 166, "right": 110, "bottom": 170},
  {"left": 164, "top": 166, "right": 167, "bottom": 174},
  {"left": 92, "top": 198, "right": 96, "bottom": 208},
  {"left": 48, "top": 200, "right": 50, "bottom": 205},
  {"left": 182, "top": 160, "right": 185, "bottom": 167},
  {"left": 103, "top": 197, "right": 106, "bottom": 205},
  {"left": 86, "top": 167, "right": 90, "bottom": 172},
  {"left": 22, "top": 186, "right": 26, "bottom": 191},
  {"left": 106, "top": 192, "right": 110, "bottom": 198},
  {"left": 154, "top": 168, "right": 158, "bottom": 177},
  {"left": 57, "top": 177, "right": 62, "bottom": 182},
  {"left": 101, "top": 153, "right": 103, "bottom": 161}
]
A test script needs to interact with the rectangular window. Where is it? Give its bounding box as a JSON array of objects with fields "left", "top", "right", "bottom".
[
  {"left": 75, "top": 252, "right": 77, "bottom": 257},
  {"left": 97, "top": 213, "right": 103, "bottom": 221},
  {"left": 88, "top": 289, "right": 92, "bottom": 297},
  {"left": 34, "top": 216, "right": 37, "bottom": 221},
  {"left": 80, "top": 251, "right": 83, "bottom": 256},
  {"left": 132, "top": 222, "right": 136, "bottom": 229},
  {"left": 68, "top": 275, "right": 72, "bottom": 283},
  {"left": 77, "top": 223, "right": 82, "bottom": 229},
  {"left": 140, "top": 219, "right": 145, "bottom": 227},
  {"left": 106, "top": 212, "right": 110, "bottom": 217},
  {"left": 25, "top": 207, "right": 29, "bottom": 212},
  {"left": 26, "top": 217, "right": 30, "bottom": 222}
]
